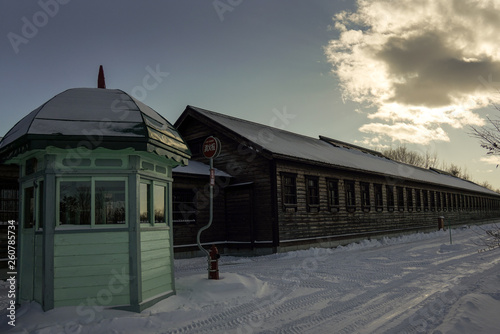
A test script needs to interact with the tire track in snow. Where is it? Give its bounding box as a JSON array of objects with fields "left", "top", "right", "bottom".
[{"left": 268, "top": 242, "right": 500, "bottom": 334}]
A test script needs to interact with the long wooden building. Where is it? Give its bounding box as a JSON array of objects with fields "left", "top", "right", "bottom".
[{"left": 172, "top": 105, "right": 500, "bottom": 256}]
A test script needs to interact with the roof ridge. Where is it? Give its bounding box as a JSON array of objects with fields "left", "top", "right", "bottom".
[{"left": 188, "top": 105, "right": 324, "bottom": 143}]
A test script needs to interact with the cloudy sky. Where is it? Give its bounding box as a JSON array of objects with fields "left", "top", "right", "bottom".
[{"left": 1, "top": 0, "right": 500, "bottom": 189}]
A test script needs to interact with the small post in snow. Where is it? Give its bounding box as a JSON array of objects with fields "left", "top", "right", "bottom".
[{"left": 448, "top": 219, "right": 452, "bottom": 245}]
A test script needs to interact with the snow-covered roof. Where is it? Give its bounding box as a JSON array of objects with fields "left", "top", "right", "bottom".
[
  {"left": 173, "top": 160, "right": 232, "bottom": 178},
  {"left": 182, "top": 106, "right": 498, "bottom": 196},
  {"left": 0, "top": 88, "right": 191, "bottom": 164}
]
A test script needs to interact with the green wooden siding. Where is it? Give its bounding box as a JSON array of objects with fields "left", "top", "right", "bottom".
[
  {"left": 140, "top": 229, "right": 172, "bottom": 301},
  {"left": 53, "top": 232, "right": 130, "bottom": 307}
]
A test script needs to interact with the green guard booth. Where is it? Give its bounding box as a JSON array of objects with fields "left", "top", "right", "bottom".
[{"left": 0, "top": 88, "right": 191, "bottom": 312}]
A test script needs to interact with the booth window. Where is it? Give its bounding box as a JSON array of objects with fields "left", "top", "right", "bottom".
[
  {"left": 140, "top": 183, "right": 150, "bottom": 224},
  {"left": 95, "top": 181, "right": 126, "bottom": 224},
  {"left": 23, "top": 186, "right": 35, "bottom": 228},
  {"left": 58, "top": 178, "right": 126, "bottom": 226},
  {"left": 140, "top": 180, "right": 167, "bottom": 225},
  {"left": 154, "top": 184, "right": 166, "bottom": 224}
]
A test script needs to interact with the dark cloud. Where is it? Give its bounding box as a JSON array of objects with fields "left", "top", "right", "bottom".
[{"left": 377, "top": 32, "right": 500, "bottom": 107}]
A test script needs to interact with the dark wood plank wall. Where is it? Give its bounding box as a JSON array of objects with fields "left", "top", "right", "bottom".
[
  {"left": 172, "top": 176, "right": 227, "bottom": 248},
  {"left": 176, "top": 113, "right": 500, "bottom": 253},
  {"left": 177, "top": 115, "right": 276, "bottom": 246},
  {"left": 275, "top": 159, "right": 500, "bottom": 244}
]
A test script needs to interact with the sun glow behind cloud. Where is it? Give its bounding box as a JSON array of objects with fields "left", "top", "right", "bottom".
[{"left": 325, "top": 0, "right": 500, "bottom": 145}]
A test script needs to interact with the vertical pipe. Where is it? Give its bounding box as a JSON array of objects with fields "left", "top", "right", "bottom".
[{"left": 196, "top": 158, "right": 213, "bottom": 276}]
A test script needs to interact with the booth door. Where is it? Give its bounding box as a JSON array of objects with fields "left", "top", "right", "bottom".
[
  {"left": 19, "top": 185, "right": 35, "bottom": 302},
  {"left": 19, "top": 182, "right": 43, "bottom": 304},
  {"left": 225, "top": 185, "right": 254, "bottom": 246}
]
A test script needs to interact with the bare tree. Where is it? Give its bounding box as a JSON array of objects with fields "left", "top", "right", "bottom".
[
  {"left": 383, "top": 145, "right": 425, "bottom": 167},
  {"left": 473, "top": 223, "right": 500, "bottom": 252},
  {"left": 470, "top": 103, "right": 500, "bottom": 159}
]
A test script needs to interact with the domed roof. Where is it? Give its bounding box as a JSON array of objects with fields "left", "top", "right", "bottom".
[{"left": 0, "top": 88, "right": 190, "bottom": 164}]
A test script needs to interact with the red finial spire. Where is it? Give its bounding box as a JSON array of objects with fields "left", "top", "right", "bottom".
[{"left": 97, "top": 65, "right": 106, "bottom": 89}]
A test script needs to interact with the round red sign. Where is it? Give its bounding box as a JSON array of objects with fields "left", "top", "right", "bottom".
[{"left": 202, "top": 136, "right": 221, "bottom": 159}]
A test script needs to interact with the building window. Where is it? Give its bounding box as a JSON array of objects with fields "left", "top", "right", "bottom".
[
  {"left": 374, "top": 183, "right": 383, "bottom": 212},
  {"left": 406, "top": 188, "right": 413, "bottom": 212},
  {"left": 0, "top": 186, "right": 19, "bottom": 224},
  {"left": 442, "top": 192, "right": 448, "bottom": 211},
  {"left": 58, "top": 178, "right": 126, "bottom": 227},
  {"left": 345, "top": 180, "right": 356, "bottom": 212},
  {"left": 173, "top": 189, "right": 197, "bottom": 224},
  {"left": 327, "top": 179, "right": 339, "bottom": 212},
  {"left": 282, "top": 173, "right": 297, "bottom": 209},
  {"left": 430, "top": 191, "right": 435, "bottom": 211},
  {"left": 306, "top": 176, "right": 319, "bottom": 212},
  {"left": 360, "top": 182, "right": 370, "bottom": 212},
  {"left": 436, "top": 191, "right": 442, "bottom": 211},
  {"left": 386, "top": 185, "right": 395, "bottom": 212},
  {"left": 423, "top": 190, "right": 429, "bottom": 211},
  {"left": 397, "top": 186, "right": 404, "bottom": 211},
  {"left": 415, "top": 189, "right": 421, "bottom": 212}
]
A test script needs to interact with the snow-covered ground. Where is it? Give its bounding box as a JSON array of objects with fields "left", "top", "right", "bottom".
[{"left": 2, "top": 223, "right": 500, "bottom": 333}]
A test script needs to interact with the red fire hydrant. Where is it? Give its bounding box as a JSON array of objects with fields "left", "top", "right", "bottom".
[{"left": 208, "top": 244, "right": 220, "bottom": 280}]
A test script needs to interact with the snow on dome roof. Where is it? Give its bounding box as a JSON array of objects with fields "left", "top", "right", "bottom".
[
  {"left": 0, "top": 88, "right": 190, "bottom": 164},
  {"left": 182, "top": 106, "right": 498, "bottom": 196}
]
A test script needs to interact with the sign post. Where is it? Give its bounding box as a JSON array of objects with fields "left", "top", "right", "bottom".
[{"left": 197, "top": 136, "right": 221, "bottom": 279}]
